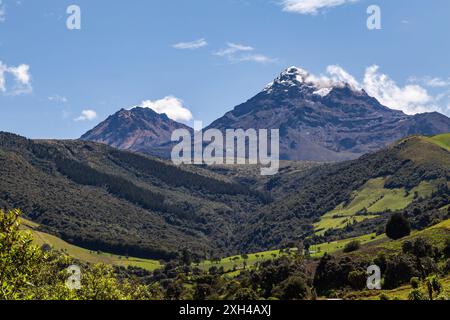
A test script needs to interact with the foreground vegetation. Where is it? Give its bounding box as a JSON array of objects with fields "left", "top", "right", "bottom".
[{"left": 3, "top": 209, "right": 450, "bottom": 300}]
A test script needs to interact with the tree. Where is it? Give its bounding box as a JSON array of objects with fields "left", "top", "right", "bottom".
[
  {"left": 386, "top": 213, "right": 411, "bottom": 240},
  {"left": 274, "top": 276, "right": 310, "bottom": 300},
  {"left": 0, "top": 209, "right": 46, "bottom": 300},
  {"left": 0, "top": 209, "right": 155, "bottom": 300},
  {"left": 425, "top": 275, "right": 442, "bottom": 300},
  {"left": 181, "top": 248, "right": 192, "bottom": 266}
]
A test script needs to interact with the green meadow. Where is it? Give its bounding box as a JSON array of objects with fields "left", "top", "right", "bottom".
[
  {"left": 314, "top": 178, "right": 438, "bottom": 235},
  {"left": 21, "top": 219, "right": 162, "bottom": 271},
  {"left": 427, "top": 133, "right": 450, "bottom": 151}
]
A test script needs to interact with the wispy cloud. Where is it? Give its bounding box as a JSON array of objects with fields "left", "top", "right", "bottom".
[
  {"left": 408, "top": 76, "right": 450, "bottom": 88},
  {"left": 75, "top": 110, "right": 97, "bottom": 122},
  {"left": 138, "top": 96, "right": 193, "bottom": 122},
  {"left": 215, "top": 43, "right": 275, "bottom": 64},
  {"left": 279, "top": 0, "right": 359, "bottom": 15},
  {"left": 48, "top": 94, "right": 68, "bottom": 103},
  {"left": 0, "top": 1, "right": 5, "bottom": 22},
  {"left": 0, "top": 60, "right": 33, "bottom": 95},
  {"left": 215, "top": 43, "right": 254, "bottom": 57},
  {"left": 172, "top": 38, "right": 208, "bottom": 50}
]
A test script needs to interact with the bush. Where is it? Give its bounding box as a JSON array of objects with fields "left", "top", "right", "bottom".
[
  {"left": 233, "top": 288, "right": 259, "bottom": 301},
  {"left": 403, "top": 237, "right": 434, "bottom": 258},
  {"left": 410, "top": 277, "right": 420, "bottom": 289},
  {"left": 273, "top": 276, "right": 310, "bottom": 300},
  {"left": 408, "top": 289, "right": 427, "bottom": 301},
  {"left": 386, "top": 213, "right": 411, "bottom": 240},
  {"left": 343, "top": 241, "right": 361, "bottom": 253},
  {"left": 347, "top": 270, "right": 367, "bottom": 290},
  {"left": 379, "top": 293, "right": 390, "bottom": 301},
  {"left": 443, "top": 238, "right": 450, "bottom": 259},
  {"left": 444, "top": 259, "right": 450, "bottom": 275},
  {"left": 384, "top": 255, "right": 418, "bottom": 289}
]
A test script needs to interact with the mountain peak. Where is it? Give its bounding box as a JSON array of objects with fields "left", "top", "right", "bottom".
[
  {"left": 264, "top": 66, "right": 363, "bottom": 98},
  {"left": 80, "top": 106, "right": 190, "bottom": 152}
]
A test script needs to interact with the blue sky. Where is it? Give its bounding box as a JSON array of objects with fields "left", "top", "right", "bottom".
[{"left": 0, "top": 0, "right": 450, "bottom": 139}]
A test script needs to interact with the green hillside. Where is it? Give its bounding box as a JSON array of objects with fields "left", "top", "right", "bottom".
[
  {"left": 0, "top": 132, "right": 270, "bottom": 260},
  {"left": 21, "top": 219, "right": 162, "bottom": 271},
  {"left": 1, "top": 132, "right": 449, "bottom": 264},
  {"left": 428, "top": 133, "right": 450, "bottom": 151},
  {"left": 314, "top": 178, "right": 438, "bottom": 235},
  {"left": 238, "top": 135, "right": 450, "bottom": 253}
]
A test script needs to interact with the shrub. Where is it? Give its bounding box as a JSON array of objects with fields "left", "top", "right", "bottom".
[
  {"left": 444, "top": 259, "right": 450, "bottom": 275},
  {"left": 443, "top": 238, "right": 450, "bottom": 259},
  {"left": 234, "top": 288, "right": 259, "bottom": 301},
  {"left": 408, "top": 289, "right": 427, "bottom": 301},
  {"left": 343, "top": 241, "right": 361, "bottom": 253},
  {"left": 410, "top": 277, "right": 420, "bottom": 289},
  {"left": 384, "top": 255, "right": 418, "bottom": 289},
  {"left": 347, "top": 270, "right": 367, "bottom": 290},
  {"left": 273, "top": 276, "right": 310, "bottom": 300},
  {"left": 379, "top": 293, "right": 390, "bottom": 301},
  {"left": 386, "top": 213, "right": 411, "bottom": 240}
]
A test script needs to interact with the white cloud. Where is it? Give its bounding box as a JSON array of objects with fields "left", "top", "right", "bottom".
[
  {"left": 48, "top": 94, "right": 68, "bottom": 103},
  {"left": 8, "top": 64, "right": 31, "bottom": 84},
  {"left": 279, "top": 0, "right": 359, "bottom": 15},
  {"left": 215, "top": 43, "right": 275, "bottom": 64},
  {"left": 75, "top": 110, "right": 97, "bottom": 122},
  {"left": 238, "top": 54, "right": 276, "bottom": 64},
  {"left": 326, "top": 65, "right": 361, "bottom": 89},
  {"left": 0, "top": 61, "right": 32, "bottom": 95},
  {"left": 278, "top": 64, "right": 447, "bottom": 115},
  {"left": 215, "top": 43, "right": 254, "bottom": 57},
  {"left": 139, "top": 96, "right": 193, "bottom": 122},
  {"left": 408, "top": 76, "right": 450, "bottom": 88},
  {"left": 172, "top": 38, "right": 208, "bottom": 50},
  {"left": 363, "top": 65, "right": 435, "bottom": 115},
  {"left": 0, "top": 1, "right": 5, "bottom": 22}
]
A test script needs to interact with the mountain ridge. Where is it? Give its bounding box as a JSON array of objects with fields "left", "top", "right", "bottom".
[{"left": 80, "top": 66, "right": 450, "bottom": 161}]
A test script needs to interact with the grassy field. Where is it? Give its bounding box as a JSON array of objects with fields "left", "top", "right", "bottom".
[
  {"left": 428, "top": 133, "right": 450, "bottom": 151},
  {"left": 314, "top": 178, "right": 437, "bottom": 235},
  {"left": 346, "top": 275, "right": 450, "bottom": 300},
  {"left": 21, "top": 219, "right": 162, "bottom": 271},
  {"left": 309, "top": 233, "right": 386, "bottom": 258},
  {"left": 195, "top": 248, "right": 297, "bottom": 273},
  {"left": 378, "top": 218, "right": 450, "bottom": 253}
]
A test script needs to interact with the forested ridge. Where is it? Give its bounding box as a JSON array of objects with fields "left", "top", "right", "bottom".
[{"left": 0, "top": 132, "right": 449, "bottom": 262}]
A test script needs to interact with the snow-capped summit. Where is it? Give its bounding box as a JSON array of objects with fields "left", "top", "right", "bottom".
[{"left": 265, "top": 65, "right": 364, "bottom": 98}]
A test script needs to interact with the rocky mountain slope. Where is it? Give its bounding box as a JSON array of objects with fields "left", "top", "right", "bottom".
[
  {"left": 80, "top": 107, "right": 191, "bottom": 158},
  {"left": 208, "top": 67, "right": 450, "bottom": 161},
  {"left": 81, "top": 67, "right": 450, "bottom": 162}
]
